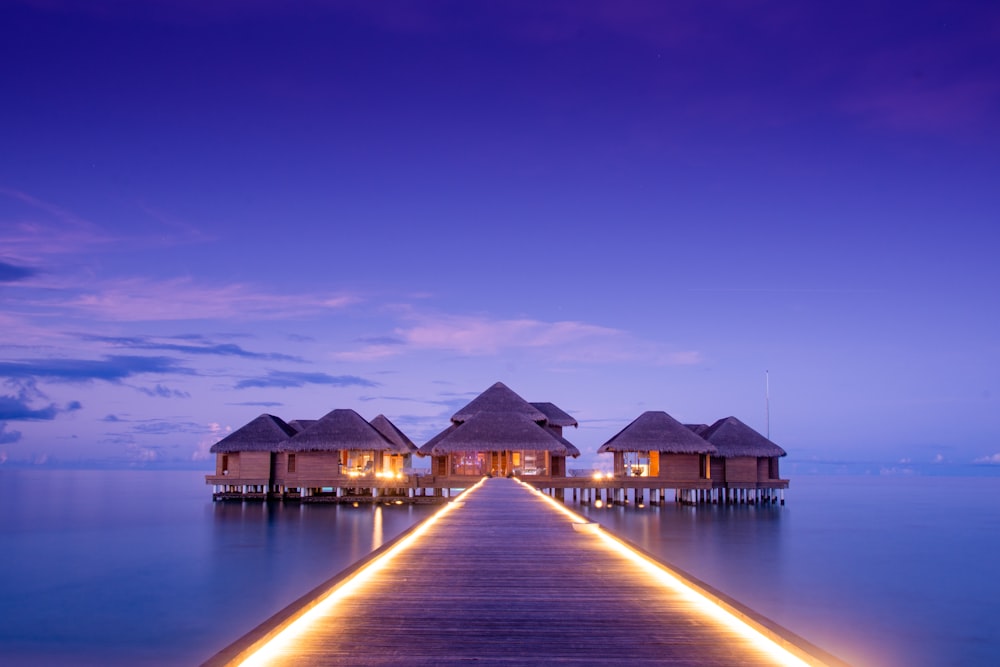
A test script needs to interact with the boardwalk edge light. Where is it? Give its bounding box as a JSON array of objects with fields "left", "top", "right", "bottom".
[
  {"left": 515, "top": 478, "right": 849, "bottom": 667},
  {"left": 202, "top": 478, "right": 488, "bottom": 667}
]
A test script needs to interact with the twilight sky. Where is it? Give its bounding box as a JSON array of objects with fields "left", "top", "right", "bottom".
[{"left": 2, "top": 1, "right": 998, "bottom": 470}]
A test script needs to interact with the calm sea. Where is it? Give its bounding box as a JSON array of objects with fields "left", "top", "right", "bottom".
[{"left": 1, "top": 470, "right": 997, "bottom": 666}]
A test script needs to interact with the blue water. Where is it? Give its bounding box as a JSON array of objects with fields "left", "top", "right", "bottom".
[
  {"left": 0, "top": 470, "right": 436, "bottom": 666},
  {"left": 1, "top": 470, "right": 997, "bottom": 666}
]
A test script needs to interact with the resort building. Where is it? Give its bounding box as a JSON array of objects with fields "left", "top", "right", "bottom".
[
  {"left": 205, "top": 383, "right": 789, "bottom": 506},
  {"left": 206, "top": 413, "right": 298, "bottom": 499},
  {"left": 418, "top": 382, "right": 580, "bottom": 485},
  {"left": 205, "top": 410, "right": 415, "bottom": 501},
  {"left": 597, "top": 410, "right": 717, "bottom": 502},
  {"left": 693, "top": 416, "right": 789, "bottom": 504}
]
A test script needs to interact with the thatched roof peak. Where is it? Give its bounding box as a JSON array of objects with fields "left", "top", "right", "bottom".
[
  {"left": 700, "top": 416, "right": 786, "bottom": 458},
  {"left": 210, "top": 414, "right": 297, "bottom": 453},
  {"left": 420, "top": 411, "right": 571, "bottom": 455},
  {"left": 530, "top": 402, "right": 578, "bottom": 428},
  {"left": 451, "top": 382, "right": 547, "bottom": 424},
  {"left": 598, "top": 411, "right": 717, "bottom": 454},
  {"left": 370, "top": 414, "right": 417, "bottom": 454},
  {"left": 287, "top": 419, "right": 317, "bottom": 433},
  {"left": 281, "top": 408, "right": 395, "bottom": 452}
]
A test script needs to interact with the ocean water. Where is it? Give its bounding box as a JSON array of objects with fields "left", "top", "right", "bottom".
[
  {"left": 1, "top": 470, "right": 997, "bottom": 666},
  {"left": 0, "top": 470, "right": 436, "bottom": 666}
]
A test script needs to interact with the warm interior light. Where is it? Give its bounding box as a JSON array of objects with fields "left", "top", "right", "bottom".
[{"left": 592, "top": 471, "right": 603, "bottom": 480}]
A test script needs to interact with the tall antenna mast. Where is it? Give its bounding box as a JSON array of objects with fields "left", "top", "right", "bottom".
[{"left": 765, "top": 370, "right": 770, "bottom": 440}]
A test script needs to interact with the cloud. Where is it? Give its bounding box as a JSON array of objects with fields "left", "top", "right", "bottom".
[
  {"left": 973, "top": 453, "right": 1000, "bottom": 464},
  {"left": 193, "top": 422, "right": 231, "bottom": 461},
  {"left": 235, "top": 371, "right": 377, "bottom": 390},
  {"left": 103, "top": 414, "right": 124, "bottom": 422},
  {"left": 0, "top": 385, "right": 82, "bottom": 421},
  {"left": 0, "top": 355, "right": 192, "bottom": 383},
  {"left": 57, "top": 277, "right": 360, "bottom": 322},
  {"left": 226, "top": 401, "right": 284, "bottom": 407},
  {"left": 335, "top": 313, "right": 702, "bottom": 365},
  {"left": 134, "top": 384, "right": 191, "bottom": 399},
  {"left": 0, "top": 260, "right": 38, "bottom": 283},
  {"left": 81, "top": 334, "right": 302, "bottom": 361},
  {"left": 0, "top": 423, "right": 22, "bottom": 444}
]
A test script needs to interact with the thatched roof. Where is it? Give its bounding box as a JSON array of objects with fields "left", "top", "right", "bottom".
[
  {"left": 598, "top": 411, "right": 717, "bottom": 454},
  {"left": 370, "top": 414, "right": 417, "bottom": 454},
  {"left": 530, "top": 402, "right": 578, "bottom": 428},
  {"left": 288, "top": 419, "right": 317, "bottom": 433},
  {"left": 699, "top": 416, "right": 786, "bottom": 458},
  {"left": 281, "top": 408, "right": 396, "bottom": 452},
  {"left": 420, "top": 412, "right": 571, "bottom": 455},
  {"left": 210, "top": 414, "right": 297, "bottom": 453},
  {"left": 417, "top": 423, "right": 459, "bottom": 456},
  {"left": 451, "top": 382, "right": 547, "bottom": 423},
  {"left": 685, "top": 423, "right": 710, "bottom": 436}
]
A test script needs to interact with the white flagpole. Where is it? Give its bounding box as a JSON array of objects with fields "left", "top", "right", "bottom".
[{"left": 765, "top": 370, "right": 770, "bottom": 440}]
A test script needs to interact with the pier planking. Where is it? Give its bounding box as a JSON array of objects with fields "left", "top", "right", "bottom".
[{"left": 209, "top": 478, "right": 839, "bottom": 666}]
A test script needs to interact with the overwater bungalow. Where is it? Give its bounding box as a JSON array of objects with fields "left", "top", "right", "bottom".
[
  {"left": 418, "top": 382, "right": 580, "bottom": 487},
  {"left": 597, "top": 410, "right": 717, "bottom": 501},
  {"left": 696, "top": 416, "right": 789, "bottom": 504},
  {"left": 206, "top": 413, "right": 297, "bottom": 499},
  {"left": 370, "top": 413, "right": 418, "bottom": 475},
  {"left": 276, "top": 408, "right": 404, "bottom": 499}
]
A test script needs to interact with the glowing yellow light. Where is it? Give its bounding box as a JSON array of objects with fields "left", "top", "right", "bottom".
[
  {"left": 514, "top": 479, "right": 816, "bottom": 667},
  {"left": 592, "top": 471, "right": 603, "bottom": 480},
  {"left": 594, "top": 499, "right": 604, "bottom": 508},
  {"left": 238, "top": 477, "right": 488, "bottom": 667}
]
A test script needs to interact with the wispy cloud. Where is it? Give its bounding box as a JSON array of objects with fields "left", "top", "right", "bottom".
[
  {"left": 226, "top": 401, "right": 284, "bottom": 407},
  {"left": 0, "top": 423, "right": 21, "bottom": 444},
  {"left": 0, "top": 260, "right": 38, "bottom": 283},
  {"left": 81, "top": 334, "right": 302, "bottom": 361},
  {"left": 334, "top": 312, "right": 701, "bottom": 366},
  {"left": 134, "top": 383, "right": 191, "bottom": 399},
  {"left": 57, "top": 277, "right": 359, "bottom": 322},
  {"left": 234, "top": 371, "right": 378, "bottom": 390},
  {"left": 973, "top": 453, "right": 1000, "bottom": 464},
  {"left": 0, "top": 355, "right": 192, "bottom": 383}
]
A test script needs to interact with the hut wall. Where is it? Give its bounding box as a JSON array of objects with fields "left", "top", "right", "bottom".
[
  {"left": 725, "top": 457, "right": 758, "bottom": 484},
  {"left": 239, "top": 452, "right": 271, "bottom": 480},
  {"left": 551, "top": 455, "right": 566, "bottom": 477},
  {"left": 710, "top": 457, "right": 726, "bottom": 482},
  {"left": 434, "top": 456, "right": 448, "bottom": 476},
  {"left": 278, "top": 451, "right": 342, "bottom": 486},
  {"left": 658, "top": 454, "right": 705, "bottom": 483},
  {"left": 757, "top": 458, "right": 771, "bottom": 481},
  {"left": 216, "top": 453, "right": 238, "bottom": 477}
]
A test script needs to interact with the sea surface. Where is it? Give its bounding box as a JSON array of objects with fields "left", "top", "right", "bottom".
[{"left": 1, "top": 469, "right": 997, "bottom": 666}]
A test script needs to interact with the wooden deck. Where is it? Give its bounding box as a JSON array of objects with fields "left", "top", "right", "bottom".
[{"left": 207, "top": 478, "right": 841, "bottom": 667}]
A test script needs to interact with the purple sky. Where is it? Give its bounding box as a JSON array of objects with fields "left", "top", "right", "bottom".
[{"left": 2, "top": 1, "right": 998, "bottom": 470}]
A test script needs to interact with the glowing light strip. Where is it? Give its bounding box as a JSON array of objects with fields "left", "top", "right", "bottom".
[
  {"left": 515, "top": 480, "right": 820, "bottom": 667},
  {"left": 237, "top": 477, "right": 488, "bottom": 667}
]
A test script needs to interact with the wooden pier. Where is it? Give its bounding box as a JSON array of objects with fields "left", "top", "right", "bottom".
[{"left": 205, "top": 477, "right": 843, "bottom": 667}]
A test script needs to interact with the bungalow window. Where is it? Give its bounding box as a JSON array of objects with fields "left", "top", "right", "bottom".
[
  {"left": 287, "top": 453, "right": 296, "bottom": 473},
  {"left": 451, "top": 452, "right": 488, "bottom": 476},
  {"left": 221, "top": 455, "right": 229, "bottom": 474},
  {"left": 700, "top": 454, "right": 709, "bottom": 479}
]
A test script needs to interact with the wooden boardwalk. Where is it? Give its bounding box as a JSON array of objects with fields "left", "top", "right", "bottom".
[{"left": 212, "top": 478, "right": 839, "bottom": 666}]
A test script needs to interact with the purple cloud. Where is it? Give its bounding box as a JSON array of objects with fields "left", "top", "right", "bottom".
[
  {"left": 82, "top": 334, "right": 302, "bottom": 361},
  {"left": 234, "top": 371, "right": 377, "bottom": 390},
  {"left": 0, "top": 261, "right": 38, "bottom": 283},
  {"left": 0, "top": 356, "right": 193, "bottom": 382}
]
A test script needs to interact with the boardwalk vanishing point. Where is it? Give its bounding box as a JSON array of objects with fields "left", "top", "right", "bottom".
[{"left": 205, "top": 478, "right": 847, "bottom": 667}]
